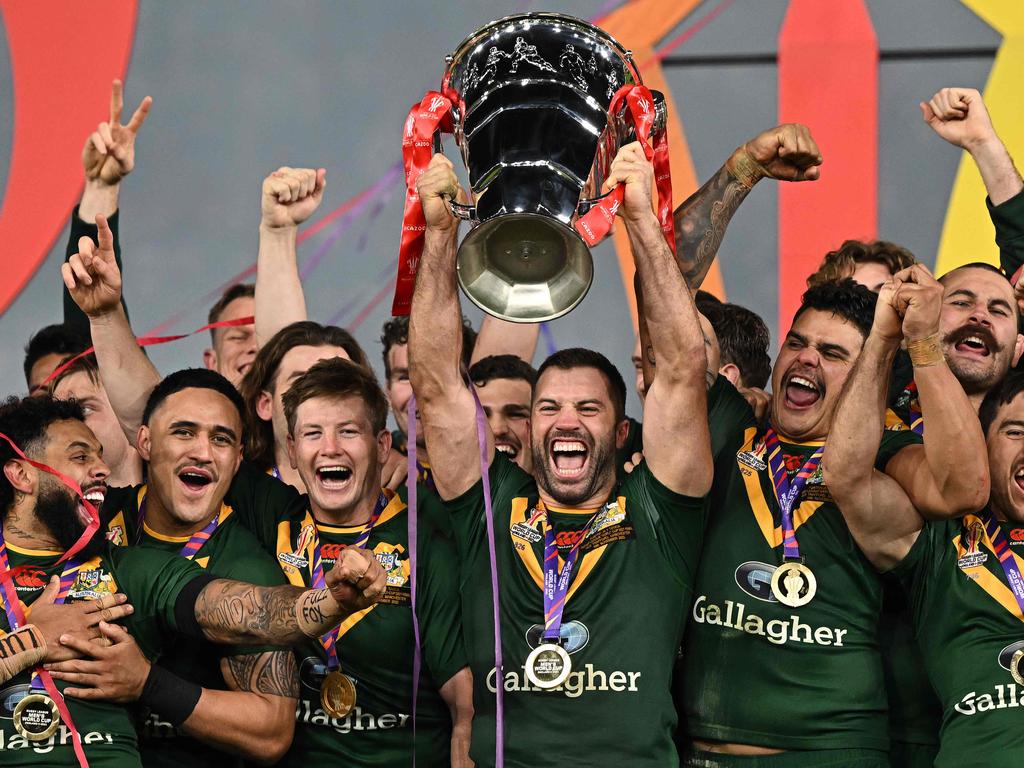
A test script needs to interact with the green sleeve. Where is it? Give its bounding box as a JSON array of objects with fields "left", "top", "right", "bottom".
[
  {"left": 886, "top": 520, "right": 946, "bottom": 628},
  {"left": 225, "top": 460, "right": 305, "bottom": 554},
  {"left": 877, "top": 426, "right": 924, "bottom": 471},
  {"left": 108, "top": 546, "right": 208, "bottom": 658},
  {"left": 101, "top": 483, "right": 143, "bottom": 541},
  {"left": 442, "top": 454, "right": 534, "bottom": 562},
  {"left": 988, "top": 190, "right": 1024, "bottom": 278},
  {"left": 417, "top": 524, "right": 468, "bottom": 688},
  {"left": 620, "top": 460, "right": 708, "bottom": 582},
  {"left": 707, "top": 375, "right": 756, "bottom": 463}
]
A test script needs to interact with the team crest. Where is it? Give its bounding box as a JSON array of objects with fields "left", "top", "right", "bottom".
[
  {"left": 373, "top": 543, "right": 409, "bottom": 588},
  {"left": 105, "top": 524, "right": 125, "bottom": 547},
  {"left": 279, "top": 523, "right": 314, "bottom": 569},
  {"left": 957, "top": 519, "right": 989, "bottom": 570},
  {"left": 588, "top": 501, "right": 626, "bottom": 535},
  {"left": 69, "top": 567, "right": 116, "bottom": 600}
]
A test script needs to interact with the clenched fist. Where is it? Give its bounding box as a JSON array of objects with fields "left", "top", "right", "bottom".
[
  {"left": 732, "top": 124, "right": 822, "bottom": 185},
  {"left": 920, "top": 87, "right": 997, "bottom": 153},
  {"left": 325, "top": 547, "right": 387, "bottom": 614},
  {"left": 261, "top": 167, "right": 327, "bottom": 230}
]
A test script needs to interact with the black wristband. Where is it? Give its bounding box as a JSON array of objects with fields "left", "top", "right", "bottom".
[{"left": 139, "top": 665, "right": 202, "bottom": 727}]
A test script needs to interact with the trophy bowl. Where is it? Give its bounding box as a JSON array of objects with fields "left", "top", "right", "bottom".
[{"left": 441, "top": 13, "right": 647, "bottom": 323}]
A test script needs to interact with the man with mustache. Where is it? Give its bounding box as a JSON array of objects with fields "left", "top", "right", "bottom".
[
  {"left": 682, "top": 276, "right": 988, "bottom": 767},
  {"left": 469, "top": 355, "right": 536, "bottom": 473},
  {"left": 0, "top": 394, "right": 386, "bottom": 766},
  {"left": 409, "top": 142, "right": 714, "bottom": 766},
  {"left": 823, "top": 271, "right": 1024, "bottom": 767}
]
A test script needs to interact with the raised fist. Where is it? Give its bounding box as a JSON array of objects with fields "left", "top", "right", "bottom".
[
  {"left": 737, "top": 124, "right": 822, "bottom": 183},
  {"left": 82, "top": 80, "right": 152, "bottom": 187},
  {"left": 921, "top": 87, "right": 997, "bottom": 152},
  {"left": 325, "top": 547, "right": 387, "bottom": 615},
  {"left": 261, "top": 167, "right": 327, "bottom": 229},
  {"left": 891, "top": 264, "right": 943, "bottom": 341},
  {"left": 603, "top": 141, "right": 656, "bottom": 223},
  {"left": 62, "top": 215, "right": 123, "bottom": 318},
  {"left": 416, "top": 154, "right": 463, "bottom": 234}
]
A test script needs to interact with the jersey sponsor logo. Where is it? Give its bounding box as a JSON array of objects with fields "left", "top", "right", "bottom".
[
  {"left": 954, "top": 683, "right": 1024, "bottom": 716},
  {"left": 525, "top": 620, "right": 590, "bottom": 654},
  {"left": 295, "top": 698, "right": 410, "bottom": 734},
  {"left": 734, "top": 562, "right": 779, "bottom": 603},
  {"left": 279, "top": 523, "right": 315, "bottom": 569},
  {"left": 69, "top": 567, "right": 116, "bottom": 600},
  {"left": 1009, "top": 528, "right": 1024, "bottom": 545},
  {"left": 692, "top": 595, "right": 849, "bottom": 647},
  {"left": 958, "top": 519, "right": 989, "bottom": 570},
  {"left": 486, "top": 663, "right": 641, "bottom": 699},
  {"left": 140, "top": 711, "right": 182, "bottom": 740}
]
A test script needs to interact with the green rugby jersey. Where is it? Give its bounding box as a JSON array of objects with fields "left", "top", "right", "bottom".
[
  {"left": 102, "top": 485, "right": 288, "bottom": 768},
  {"left": 893, "top": 511, "right": 1024, "bottom": 768},
  {"left": 0, "top": 543, "right": 205, "bottom": 766},
  {"left": 446, "top": 451, "right": 711, "bottom": 767},
  {"left": 683, "top": 388, "right": 921, "bottom": 752},
  {"left": 226, "top": 464, "right": 466, "bottom": 766}
]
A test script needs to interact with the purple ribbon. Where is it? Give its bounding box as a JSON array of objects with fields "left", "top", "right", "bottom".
[
  {"left": 540, "top": 505, "right": 602, "bottom": 642},
  {"left": 980, "top": 510, "right": 1024, "bottom": 616},
  {"left": 405, "top": 396, "right": 422, "bottom": 764},
  {"left": 763, "top": 429, "right": 824, "bottom": 561}
]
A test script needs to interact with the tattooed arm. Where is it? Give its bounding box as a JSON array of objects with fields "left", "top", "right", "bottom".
[
  {"left": 193, "top": 546, "right": 386, "bottom": 645},
  {"left": 673, "top": 123, "right": 822, "bottom": 289},
  {"left": 170, "top": 651, "right": 297, "bottom": 764}
]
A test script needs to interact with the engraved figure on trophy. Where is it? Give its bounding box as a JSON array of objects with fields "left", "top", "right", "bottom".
[
  {"left": 605, "top": 68, "right": 619, "bottom": 100},
  {"left": 477, "top": 46, "right": 512, "bottom": 87},
  {"left": 559, "top": 44, "right": 590, "bottom": 91},
  {"left": 465, "top": 61, "right": 480, "bottom": 90},
  {"left": 509, "top": 36, "right": 557, "bottom": 74}
]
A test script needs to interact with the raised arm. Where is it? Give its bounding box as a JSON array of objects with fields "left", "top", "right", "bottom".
[
  {"left": 673, "top": 123, "right": 822, "bottom": 288},
  {"left": 822, "top": 283, "right": 925, "bottom": 570},
  {"left": 880, "top": 265, "right": 990, "bottom": 517},
  {"left": 255, "top": 167, "right": 326, "bottom": 346},
  {"left": 63, "top": 79, "right": 151, "bottom": 337},
  {"left": 611, "top": 143, "right": 710, "bottom": 495},
  {"left": 63, "top": 216, "right": 160, "bottom": 441},
  {"left": 408, "top": 154, "right": 493, "bottom": 500},
  {"left": 193, "top": 546, "right": 384, "bottom": 645},
  {"left": 471, "top": 315, "right": 539, "bottom": 365}
]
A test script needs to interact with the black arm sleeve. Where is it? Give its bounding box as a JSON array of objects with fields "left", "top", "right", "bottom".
[
  {"left": 172, "top": 573, "right": 218, "bottom": 640},
  {"left": 989, "top": 191, "right": 1024, "bottom": 279},
  {"left": 63, "top": 205, "right": 129, "bottom": 339}
]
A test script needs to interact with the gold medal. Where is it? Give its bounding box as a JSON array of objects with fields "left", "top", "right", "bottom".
[
  {"left": 13, "top": 693, "right": 60, "bottom": 741},
  {"left": 770, "top": 561, "right": 816, "bottom": 607},
  {"left": 320, "top": 670, "right": 356, "bottom": 719},
  {"left": 524, "top": 642, "right": 572, "bottom": 690},
  {"left": 1011, "top": 650, "right": 1024, "bottom": 686}
]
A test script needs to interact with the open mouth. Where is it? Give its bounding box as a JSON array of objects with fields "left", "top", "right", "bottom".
[
  {"left": 78, "top": 485, "right": 106, "bottom": 525},
  {"left": 316, "top": 465, "right": 353, "bottom": 489},
  {"left": 178, "top": 467, "right": 214, "bottom": 494},
  {"left": 954, "top": 335, "right": 991, "bottom": 358},
  {"left": 496, "top": 441, "right": 519, "bottom": 459},
  {"left": 549, "top": 438, "right": 589, "bottom": 480},
  {"left": 1014, "top": 467, "right": 1024, "bottom": 494},
  {"left": 784, "top": 375, "right": 822, "bottom": 409}
]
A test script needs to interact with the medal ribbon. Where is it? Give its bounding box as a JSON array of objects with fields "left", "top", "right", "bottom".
[
  {"left": 980, "top": 510, "right": 1024, "bottom": 618},
  {"left": 763, "top": 428, "right": 824, "bottom": 560},
  {"left": 904, "top": 381, "right": 924, "bottom": 436},
  {"left": 406, "top": 397, "right": 422, "bottom": 766},
  {"left": 309, "top": 493, "right": 388, "bottom": 670},
  {"left": 574, "top": 84, "right": 675, "bottom": 255},
  {"left": 392, "top": 91, "right": 454, "bottom": 317},
  {"left": 538, "top": 502, "right": 604, "bottom": 643},
  {"left": 40, "top": 315, "right": 255, "bottom": 390},
  {"left": 135, "top": 497, "right": 222, "bottom": 558}
]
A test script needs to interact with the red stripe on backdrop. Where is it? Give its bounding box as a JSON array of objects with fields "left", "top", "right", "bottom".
[
  {"left": 777, "top": 0, "right": 877, "bottom": 331},
  {"left": 0, "top": 1, "right": 138, "bottom": 318}
]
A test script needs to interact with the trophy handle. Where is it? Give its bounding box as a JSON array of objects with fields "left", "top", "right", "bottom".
[{"left": 432, "top": 131, "right": 478, "bottom": 220}]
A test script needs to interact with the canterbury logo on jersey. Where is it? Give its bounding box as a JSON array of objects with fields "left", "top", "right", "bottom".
[{"left": 692, "top": 595, "right": 849, "bottom": 647}]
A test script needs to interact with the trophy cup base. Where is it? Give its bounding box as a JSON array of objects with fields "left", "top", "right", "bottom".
[{"left": 456, "top": 213, "right": 593, "bottom": 323}]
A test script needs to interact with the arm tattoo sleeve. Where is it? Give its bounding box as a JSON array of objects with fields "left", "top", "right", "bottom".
[
  {"left": 194, "top": 580, "right": 304, "bottom": 645},
  {"left": 225, "top": 651, "right": 299, "bottom": 699},
  {"left": 0, "top": 626, "right": 45, "bottom": 684},
  {"left": 194, "top": 580, "right": 343, "bottom": 646},
  {"left": 672, "top": 165, "right": 753, "bottom": 289}
]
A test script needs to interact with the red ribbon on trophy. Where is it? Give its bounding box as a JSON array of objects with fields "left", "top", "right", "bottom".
[
  {"left": 574, "top": 84, "right": 675, "bottom": 255},
  {"left": 392, "top": 92, "right": 454, "bottom": 317}
]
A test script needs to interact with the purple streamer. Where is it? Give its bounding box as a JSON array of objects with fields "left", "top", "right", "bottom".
[{"left": 406, "top": 396, "right": 422, "bottom": 765}]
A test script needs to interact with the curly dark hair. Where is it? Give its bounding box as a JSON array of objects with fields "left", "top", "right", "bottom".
[
  {"left": 792, "top": 278, "right": 877, "bottom": 340},
  {"left": 807, "top": 240, "right": 917, "bottom": 288},
  {"left": 381, "top": 315, "right": 477, "bottom": 380}
]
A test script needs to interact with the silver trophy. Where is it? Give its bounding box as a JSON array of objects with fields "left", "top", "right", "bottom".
[{"left": 440, "top": 12, "right": 666, "bottom": 322}]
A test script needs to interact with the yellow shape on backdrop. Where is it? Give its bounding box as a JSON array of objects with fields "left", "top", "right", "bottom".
[{"left": 935, "top": 0, "right": 1024, "bottom": 275}]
